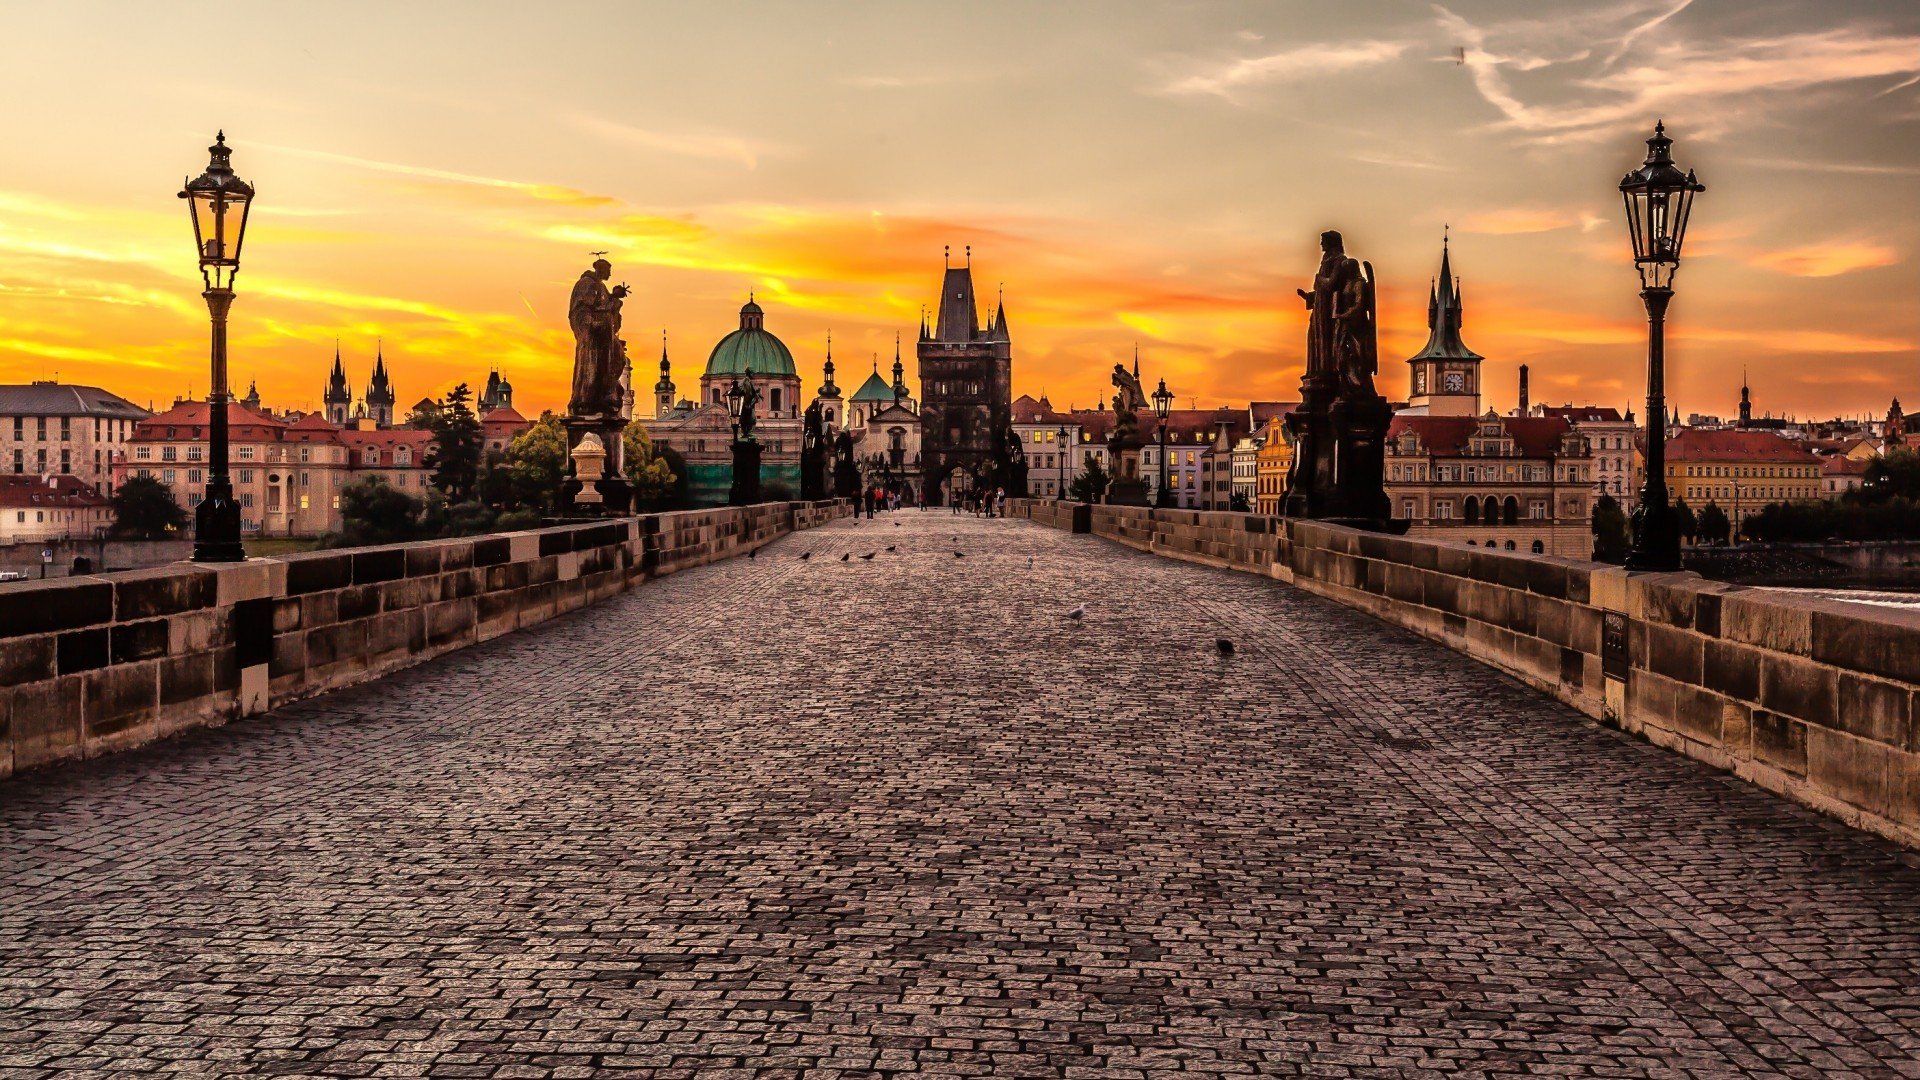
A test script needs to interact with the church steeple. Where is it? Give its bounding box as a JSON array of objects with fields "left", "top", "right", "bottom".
[
  {"left": 891, "top": 332, "right": 908, "bottom": 402},
  {"left": 1739, "top": 369, "right": 1752, "bottom": 426},
  {"left": 324, "top": 341, "right": 352, "bottom": 425},
  {"left": 364, "top": 340, "right": 395, "bottom": 427},
  {"left": 654, "top": 330, "right": 676, "bottom": 419},
  {"left": 1405, "top": 229, "right": 1483, "bottom": 416}
]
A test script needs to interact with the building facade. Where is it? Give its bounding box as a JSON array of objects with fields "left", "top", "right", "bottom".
[
  {"left": 1385, "top": 413, "right": 1595, "bottom": 556},
  {"left": 1012, "top": 395, "right": 1078, "bottom": 499},
  {"left": 0, "top": 382, "right": 150, "bottom": 495},
  {"left": 1538, "top": 405, "right": 1638, "bottom": 511},
  {"left": 113, "top": 401, "right": 432, "bottom": 537},
  {"left": 0, "top": 474, "right": 113, "bottom": 544},
  {"left": 1664, "top": 428, "right": 1821, "bottom": 535}
]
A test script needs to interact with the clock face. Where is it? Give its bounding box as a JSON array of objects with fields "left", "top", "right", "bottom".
[{"left": 1443, "top": 372, "right": 1466, "bottom": 393}]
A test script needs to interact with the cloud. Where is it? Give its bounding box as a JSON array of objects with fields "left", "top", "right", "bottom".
[
  {"left": 1749, "top": 241, "right": 1900, "bottom": 278},
  {"left": 253, "top": 141, "right": 619, "bottom": 207},
  {"left": 1434, "top": 4, "right": 1920, "bottom": 143},
  {"left": 1162, "top": 40, "right": 1409, "bottom": 99},
  {"left": 839, "top": 73, "right": 965, "bottom": 90},
  {"left": 1456, "top": 208, "right": 1579, "bottom": 235},
  {"left": 565, "top": 114, "right": 777, "bottom": 171}
]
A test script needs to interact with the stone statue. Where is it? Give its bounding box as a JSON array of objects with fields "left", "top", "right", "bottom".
[
  {"left": 567, "top": 258, "right": 629, "bottom": 418},
  {"left": 1110, "top": 363, "right": 1148, "bottom": 414},
  {"left": 1296, "top": 230, "right": 1377, "bottom": 396},
  {"left": 617, "top": 338, "right": 634, "bottom": 420},
  {"left": 733, "top": 372, "right": 762, "bottom": 440}
]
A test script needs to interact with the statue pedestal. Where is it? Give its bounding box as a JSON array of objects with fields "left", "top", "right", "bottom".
[
  {"left": 558, "top": 416, "right": 633, "bottom": 516},
  {"left": 729, "top": 440, "right": 762, "bottom": 506},
  {"left": 1326, "top": 393, "right": 1393, "bottom": 527},
  {"left": 1281, "top": 374, "right": 1338, "bottom": 519},
  {"left": 1105, "top": 438, "right": 1149, "bottom": 507}
]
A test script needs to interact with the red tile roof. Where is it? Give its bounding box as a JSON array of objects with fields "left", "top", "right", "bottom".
[
  {"left": 1539, "top": 405, "right": 1625, "bottom": 423},
  {"left": 1388, "top": 414, "right": 1577, "bottom": 458},
  {"left": 0, "top": 474, "right": 108, "bottom": 508},
  {"left": 1821, "top": 455, "right": 1871, "bottom": 476},
  {"left": 131, "top": 400, "right": 287, "bottom": 442},
  {"left": 341, "top": 429, "right": 433, "bottom": 452},
  {"left": 1666, "top": 429, "right": 1818, "bottom": 463}
]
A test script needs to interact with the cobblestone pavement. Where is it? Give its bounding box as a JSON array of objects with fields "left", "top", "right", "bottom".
[{"left": 5, "top": 511, "right": 1920, "bottom": 1078}]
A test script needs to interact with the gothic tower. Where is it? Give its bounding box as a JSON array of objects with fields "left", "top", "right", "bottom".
[
  {"left": 813, "top": 331, "right": 842, "bottom": 429},
  {"left": 364, "top": 343, "right": 395, "bottom": 428},
  {"left": 323, "top": 343, "right": 352, "bottom": 426},
  {"left": 917, "top": 245, "right": 1012, "bottom": 503},
  {"left": 1738, "top": 370, "right": 1753, "bottom": 427}
]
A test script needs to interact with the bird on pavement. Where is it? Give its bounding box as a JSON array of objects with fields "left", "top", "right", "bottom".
[
  {"left": 953, "top": 551, "right": 965, "bottom": 558},
  {"left": 841, "top": 553, "right": 851, "bottom": 562},
  {"left": 860, "top": 552, "right": 876, "bottom": 561},
  {"left": 748, "top": 548, "right": 757, "bottom": 559},
  {"left": 1066, "top": 605, "right": 1086, "bottom": 620},
  {"left": 799, "top": 552, "right": 812, "bottom": 561},
  {"left": 885, "top": 545, "right": 896, "bottom": 552},
  {"left": 1216, "top": 638, "right": 1235, "bottom": 657}
]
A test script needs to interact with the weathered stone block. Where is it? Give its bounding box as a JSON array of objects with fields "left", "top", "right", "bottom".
[
  {"left": 1760, "top": 654, "right": 1838, "bottom": 729},
  {"left": 110, "top": 619, "right": 172, "bottom": 665},
  {"left": 84, "top": 661, "right": 159, "bottom": 739},
  {"left": 1645, "top": 624, "right": 1704, "bottom": 684},
  {"left": 1809, "top": 607, "right": 1920, "bottom": 687},
  {"left": 335, "top": 584, "right": 382, "bottom": 622},
  {"left": 351, "top": 547, "right": 407, "bottom": 585},
  {"left": 160, "top": 652, "right": 216, "bottom": 707},
  {"left": 56, "top": 627, "right": 110, "bottom": 674},
  {"left": 1751, "top": 709, "right": 1806, "bottom": 775},
  {"left": 1834, "top": 672, "right": 1909, "bottom": 747},
  {"left": 1722, "top": 593, "right": 1813, "bottom": 655},
  {"left": 0, "top": 633, "right": 55, "bottom": 684},
  {"left": 113, "top": 566, "right": 216, "bottom": 620},
  {"left": 1703, "top": 639, "right": 1762, "bottom": 704},
  {"left": 7, "top": 675, "right": 85, "bottom": 769},
  {"left": 0, "top": 579, "right": 111, "bottom": 638},
  {"left": 1807, "top": 726, "right": 1896, "bottom": 818},
  {"left": 283, "top": 551, "right": 352, "bottom": 595}
]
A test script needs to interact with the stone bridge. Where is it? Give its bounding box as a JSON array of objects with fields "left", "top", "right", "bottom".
[{"left": 4, "top": 507, "right": 1920, "bottom": 1076}]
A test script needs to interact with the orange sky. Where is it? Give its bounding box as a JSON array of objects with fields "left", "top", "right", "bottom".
[{"left": 1, "top": 1, "right": 1916, "bottom": 423}]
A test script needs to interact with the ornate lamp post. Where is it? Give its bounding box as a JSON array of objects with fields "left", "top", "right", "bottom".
[
  {"left": 179, "top": 133, "right": 254, "bottom": 562},
  {"left": 1055, "top": 423, "right": 1069, "bottom": 499},
  {"left": 1619, "top": 121, "right": 1704, "bottom": 572},
  {"left": 1152, "top": 378, "right": 1174, "bottom": 508},
  {"left": 725, "top": 378, "right": 751, "bottom": 506}
]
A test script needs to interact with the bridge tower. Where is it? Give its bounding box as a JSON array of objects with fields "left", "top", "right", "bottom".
[{"left": 918, "top": 245, "right": 1011, "bottom": 504}]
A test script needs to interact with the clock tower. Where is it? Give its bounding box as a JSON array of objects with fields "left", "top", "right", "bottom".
[{"left": 1403, "top": 232, "right": 1482, "bottom": 417}]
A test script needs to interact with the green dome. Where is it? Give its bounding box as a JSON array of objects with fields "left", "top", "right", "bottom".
[
  {"left": 850, "top": 369, "right": 895, "bottom": 403},
  {"left": 704, "top": 298, "right": 796, "bottom": 378}
]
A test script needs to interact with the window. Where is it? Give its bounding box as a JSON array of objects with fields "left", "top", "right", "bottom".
[
  {"left": 60, "top": 418, "right": 70, "bottom": 441},
  {"left": 163, "top": 469, "right": 176, "bottom": 484},
  {"left": 241, "top": 493, "right": 254, "bottom": 508},
  {"left": 238, "top": 446, "right": 255, "bottom": 460},
  {"left": 60, "top": 450, "right": 70, "bottom": 473},
  {"left": 300, "top": 447, "right": 311, "bottom": 462},
  {"left": 188, "top": 469, "right": 203, "bottom": 484},
  {"left": 10, "top": 450, "right": 19, "bottom": 474},
  {"left": 36, "top": 449, "right": 46, "bottom": 472},
  {"left": 187, "top": 445, "right": 203, "bottom": 461},
  {"left": 9, "top": 418, "right": 19, "bottom": 439},
  {"left": 396, "top": 448, "right": 410, "bottom": 466},
  {"left": 1436, "top": 501, "right": 1453, "bottom": 520},
  {"left": 135, "top": 446, "right": 151, "bottom": 460},
  {"left": 36, "top": 418, "right": 46, "bottom": 439},
  {"left": 301, "top": 495, "right": 310, "bottom": 510},
  {"left": 364, "top": 448, "right": 379, "bottom": 465},
  {"left": 161, "top": 446, "right": 177, "bottom": 462},
  {"left": 239, "top": 469, "right": 253, "bottom": 483}
]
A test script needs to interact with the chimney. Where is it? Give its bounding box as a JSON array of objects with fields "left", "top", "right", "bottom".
[{"left": 1517, "top": 364, "right": 1530, "bottom": 417}]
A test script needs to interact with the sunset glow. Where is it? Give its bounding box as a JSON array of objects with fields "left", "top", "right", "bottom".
[{"left": 2, "top": 1, "right": 1915, "bottom": 421}]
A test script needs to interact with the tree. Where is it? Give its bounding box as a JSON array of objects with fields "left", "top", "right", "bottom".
[
  {"left": 503, "top": 411, "right": 566, "bottom": 510},
  {"left": 111, "top": 474, "right": 187, "bottom": 538},
  {"left": 328, "top": 475, "right": 422, "bottom": 547},
  {"left": 1068, "top": 456, "right": 1110, "bottom": 504},
  {"left": 1672, "top": 497, "right": 1698, "bottom": 545},
  {"left": 622, "top": 420, "right": 677, "bottom": 508},
  {"left": 427, "top": 383, "right": 483, "bottom": 503},
  {"left": 1861, "top": 449, "right": 1920, "bottom": 503},
  {"left": 1697, "top": 502, "right": 1731, "bottom": 546},
  {"left": 1591, "top": 494, "right": 1629, "bottom": 563}
]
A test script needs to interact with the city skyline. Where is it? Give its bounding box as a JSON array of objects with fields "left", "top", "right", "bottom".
[{"left": 1, "top": 1, "right": 1916, "bottom": 420}]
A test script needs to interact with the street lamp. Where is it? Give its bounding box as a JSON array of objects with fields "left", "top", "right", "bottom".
[
  {"left": 1055, "top": 423, "right": 1069, "bottom": 500},
  {"left": 1152, "top": 378, "right": 1174, "bottom": 508},
  {"left": 1619, "top": 120, "right": 1704, "bottom": 571},
  {"left": 180, "top": 132, "right": 254, "bottom": 562}
]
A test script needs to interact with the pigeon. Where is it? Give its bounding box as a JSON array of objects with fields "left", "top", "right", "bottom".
[
  {"left": 860, "top": 552, "right": 876, "bottom": 561},
  {"left": 894, "top": 522, "right": 901, "bottom": 527},
  {"left": 748, "top": 547, "right": 757, "bottom": 559},
  {"left": 800, "top": 552, "right": 812, "bottom": 561},
  {"left": 841, "top": 553, "right": 851, "bottom": 562},
  {"left": 1065, "top": 605, "right": 1086, "bottom": 620},
  {"left": 953, "top": 551, "right": 966, "bottom": 558},
  {"left": 1216, "top": 638, "right": 1235, "bottom": 657},
  {"left": 885, "top": 545, "right": 896, "bottom": 552}
]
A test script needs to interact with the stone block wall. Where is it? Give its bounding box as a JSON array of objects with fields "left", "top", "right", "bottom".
[
  {"left": 1011, "top": 498, "right": 1920, "bottom": 848},
  {"left": 1, "top": 500, "right": 848, "bottom": 779}
]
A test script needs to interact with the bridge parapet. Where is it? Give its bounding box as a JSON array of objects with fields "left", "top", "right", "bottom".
[
  {"left": 1012, "top": 498, "right": 1920, "bottom": 848},
  {"left": 0, "top": 499, "right": 847, "bottom": 779}
]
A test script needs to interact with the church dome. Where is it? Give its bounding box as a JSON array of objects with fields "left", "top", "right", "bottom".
[
  {"left": 850, "top": 368, "right": 895, "bottom": 403},
  {"left": 704, "top": 297, "right": 795, "bottom": 378}
]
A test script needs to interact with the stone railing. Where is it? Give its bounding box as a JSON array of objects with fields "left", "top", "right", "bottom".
[
  {"left": 1012, "top": 499, "right": 1920, "bottom": 848},
  {"left": 0, "top": 500, "right": 848, "bottom": 780}
]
